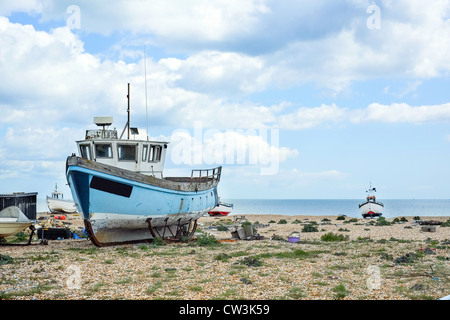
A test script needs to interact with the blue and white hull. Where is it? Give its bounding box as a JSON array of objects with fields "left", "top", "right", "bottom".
[{"left": 66, "top": 156, "right": 221, "bottom": 246}]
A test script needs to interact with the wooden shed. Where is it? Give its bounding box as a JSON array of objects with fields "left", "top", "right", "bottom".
[{"left": 0, "top": 192, "right": 38, "bottom": 220}]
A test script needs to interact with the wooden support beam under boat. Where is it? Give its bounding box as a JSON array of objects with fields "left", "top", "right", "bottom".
[{"left": 146, "top": 217, "right": 198, "bottom": 242}]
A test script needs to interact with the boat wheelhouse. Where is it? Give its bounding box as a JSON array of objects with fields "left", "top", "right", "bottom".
[{"left": 76, "top": 116, "right": 168, "bottom": 178}]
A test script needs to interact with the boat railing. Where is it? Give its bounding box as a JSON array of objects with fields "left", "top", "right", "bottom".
[
  {"left": 190, "top": 166, "right": 222, "bottom": 184},
  {"left": 219, "top": 201, "right": 233, "bottom": 208},
  {"left": 361, "top": 199, "right": 384, "bottom": 207},
  {"left": 85, "top": 129, "right": 118, "bottom": 140}
]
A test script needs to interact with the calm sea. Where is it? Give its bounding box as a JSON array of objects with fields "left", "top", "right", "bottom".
[
  {"left": 38, "top": 198, "right": 450, "bottom": 218},
  {"left": 221, "top": 199, "right": 450, "bottom": 218}
]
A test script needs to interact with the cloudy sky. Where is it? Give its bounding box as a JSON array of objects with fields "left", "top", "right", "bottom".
[{"left": 1, "top": 0, "right": 450, "bottom": 202}]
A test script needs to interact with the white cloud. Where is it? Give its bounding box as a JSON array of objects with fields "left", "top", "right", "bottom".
[
  {"left": 174, "top": 51, "right": 272, "bottom": 95},
  {"left": 3, "top": 1, "right": 450, "bottom": 94},
  {"left": 278, "top": 104, "right": 348, "bottom": 130},
  {"left": 0, "top": 16, "right": 284, "bottom": 152},
  {"left": 258, "top": 0, "right": 450, "bottom": 92},
  {"left": 1, "top": 126, "right": 78, "bottom": 160},
  {"left": 352, "top": 103, "right": 450, "bottom": 124},
  {"left": 1, "top": 12, "right": 450, "bottom": 136},
  {"left": 1, "top": 4, "right": 450, "bottom": 159},
  {"left": 22, "top": 0, "right": 270, "bottom": 41},
  {"left": 0, "top": 17, "right": 119, "bottom": 123},
  {"left": 1, "top": 12, "right": 449, "bottom": 140},
  {"left": 0, "top": 0, "right": 44, "bottom": 16},
  {"left": 278, "top": 102, "right": 450, "bottom": 129},
  {"left": 168, "top": 127, "right": 298, "bottom": 169},
  {"left": 383, "top": 82, "right": 423, "bottom": 98}
]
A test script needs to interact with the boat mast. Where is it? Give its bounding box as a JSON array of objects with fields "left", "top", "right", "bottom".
[
  {"left": 120, "top": 83, "right": 131, "bottom": 140},
  {"left": 127, "top": 82, "right": 130, "bottom": 140},
  {"left": 144, "top": 47, "right": 149, "bottom": 141}
]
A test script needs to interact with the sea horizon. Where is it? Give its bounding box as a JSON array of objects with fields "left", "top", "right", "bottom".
[
  {"left": 220, "top": 198, "right": 450, "bottom": 218},
  {"left": 38, "top": 198, "right": 450, "bottom": 218}
]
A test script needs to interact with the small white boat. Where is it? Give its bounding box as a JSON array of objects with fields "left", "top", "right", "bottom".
[
  {"left": 46, "top": 183, "right": 77, "bottom": 213},
  {"left": 0, "top": 206, "right": 34, "bottom": 238},
  {"left": 359, "top": 184, "right": 384, "bottom": 218},
  {"left": 208, "top": 201, "right": 233, "bottom": 216}
]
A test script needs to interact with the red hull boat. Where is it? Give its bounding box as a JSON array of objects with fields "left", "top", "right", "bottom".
[{"left": 208, "top": 201, "right": 233, "bottom": 217}]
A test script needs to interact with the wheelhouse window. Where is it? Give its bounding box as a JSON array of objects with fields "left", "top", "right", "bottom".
[
  {"left": 95, "top": 143, "right": 113, "bottom": 158},
  {"left": 80, "top": 144, "right": 92, "bottom": 160},
  {"left": 148, "top": 145, "right": 162, "bottom": 162},
  {"left": 142, "top": 144, "right": 149, "bottom": 161},
  {"left": 118, "top": 144, "right": 136, "bottom": 161}
]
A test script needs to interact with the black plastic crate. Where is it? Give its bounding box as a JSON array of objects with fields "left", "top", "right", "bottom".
[{"left": 37, "top": 228, "right": 72, "bottom": 240}]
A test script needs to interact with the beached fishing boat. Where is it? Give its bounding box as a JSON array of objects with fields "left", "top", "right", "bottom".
[
  {"left": 46, "top": 183, "right": 77, "bottom": 213},
  {"left": 0, "top": 206, "right": 34, "bottom": 238},
  {"left": 359, "top": 184, "right": 384, "bottom": 218},
  {"left": 66, "top": 84, "right": 222, "bottom": 246},
  {"left": 208, "top": 200, "right": 233, "bottom": 216}
]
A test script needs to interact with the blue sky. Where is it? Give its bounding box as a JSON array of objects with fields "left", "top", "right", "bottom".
[{"left": 1, "top": 0, "right": 450, "bottom": 201}]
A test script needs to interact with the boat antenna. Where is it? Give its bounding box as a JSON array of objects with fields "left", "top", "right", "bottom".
[
  {"left": 144, "top": 47, "right": 149, "bottom": 141},
  {"left": 120, "top": 83, "right": 131, "bottom": 140}
]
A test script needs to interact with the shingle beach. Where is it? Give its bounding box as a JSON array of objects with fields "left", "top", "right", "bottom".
[{"left": 1, "top": 213, "right": 449, "bottom": 300}]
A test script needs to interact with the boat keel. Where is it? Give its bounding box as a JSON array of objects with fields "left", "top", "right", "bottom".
[{"left": 84, "top": 218, "right": 198, "bottom": 247}]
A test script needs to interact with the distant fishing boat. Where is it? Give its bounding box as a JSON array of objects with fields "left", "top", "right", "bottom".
[
  {"left": 66, "top": 83, "right": 222, "bottom": 246},
  {"left": 359, "top": 184, "right": 384, "bottom": 218},
  {"left": 208, "top": 200, "right": 233, "bottom": 216},
  {"left": 46, "top": 183, "right": 77, "bottom": 214},
  {"left": 0, "top": 206, "right": 34, "bottom": 238}
]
